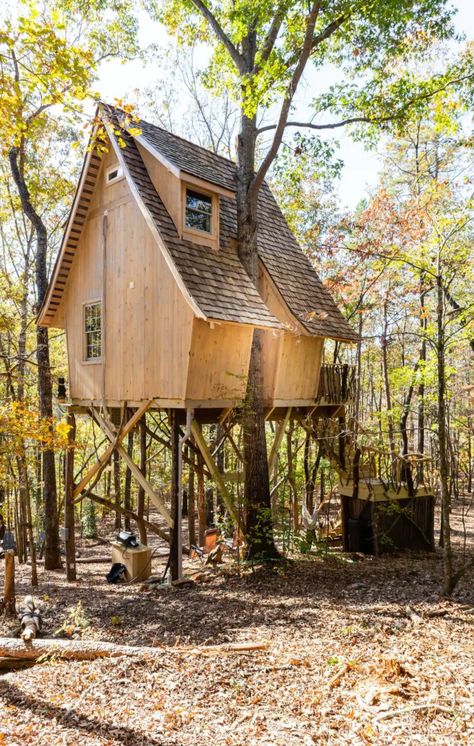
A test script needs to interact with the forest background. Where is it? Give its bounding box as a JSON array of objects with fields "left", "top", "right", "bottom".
[{"left": 0, "top": 0, "right": 473, "bottom": 596}]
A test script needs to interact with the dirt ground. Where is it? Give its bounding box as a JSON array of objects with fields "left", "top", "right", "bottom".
[{"left": 1, "top": 500, "right": 473, "bottom": 746}]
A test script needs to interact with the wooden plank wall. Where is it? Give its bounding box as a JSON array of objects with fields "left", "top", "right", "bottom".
[
  {"left": 186, "top": 319, "right": 253, "bottom": 401},
  {"left": 136, "top": 143, "right": 181, "bottom": 231},
  {"left": 63, "top": 147, "right": 194, "bottom": 402},
  {"left": 258, "top": 265, "right": 323, "bottom": 404}
]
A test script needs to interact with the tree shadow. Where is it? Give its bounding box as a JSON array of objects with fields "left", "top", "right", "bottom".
[{"left": 0, "top": 677, "right": 166, "bottom": 746}]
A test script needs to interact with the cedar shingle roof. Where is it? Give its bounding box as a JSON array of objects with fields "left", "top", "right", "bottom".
[{"left": 133, "top": 111, "right": 357, "bottom": 342}]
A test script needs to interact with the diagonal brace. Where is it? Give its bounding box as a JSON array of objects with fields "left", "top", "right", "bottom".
[{"left": 92, "top": 408, "right": 173, "bottom": 527}]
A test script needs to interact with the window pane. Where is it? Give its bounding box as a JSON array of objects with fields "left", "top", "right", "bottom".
[
  {"left": 185, "top": 189, "right": 212, "bottom": 233},
  {"left": 185, "top": 210, "right": 211, "bottom": 233},
  {"left": 186, "top": 190, "right": 212, "bottom": 214},
  {"left": 84, "top": 303, "right": 101, "bottom": 359}
]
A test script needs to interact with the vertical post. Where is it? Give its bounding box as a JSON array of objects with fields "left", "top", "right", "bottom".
[
  {"left": 65, "top": 412, "right": 77, "bottom": 581},
  {"left": 197, "top": 452, "right": 206, "bottom": 546},
  {"left": 170, "top": 410, "right": 181, "bottom": 582},
  {"left": 137, "top": 417, "right": 147, "bottom": 545},
  {"left": 188, "top": 446, "right": 196, "bottom": 547},
  {"left": 2, "top": 550, "right": 15, "bottom": 616}
]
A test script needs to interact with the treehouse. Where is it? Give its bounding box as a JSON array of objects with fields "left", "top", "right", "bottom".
[
  {"left": 38, "top": 103, "right": 357, "bottom": 421},
  {"left": 37, "top": 104, "right": 359, "bottom": 577}
]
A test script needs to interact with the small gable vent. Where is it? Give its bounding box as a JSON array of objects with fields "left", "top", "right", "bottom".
[{"left": 105, "top": 164, "right": 123, "bottom": 185}]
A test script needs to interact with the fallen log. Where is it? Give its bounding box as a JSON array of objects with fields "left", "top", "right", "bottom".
[{"left": 0, "top": 637, "right": 269, "bottom": 663}]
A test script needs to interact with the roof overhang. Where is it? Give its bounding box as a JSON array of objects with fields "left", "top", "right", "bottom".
[{"left": 37, "top": 123, "right": 103, "bottom": 327}]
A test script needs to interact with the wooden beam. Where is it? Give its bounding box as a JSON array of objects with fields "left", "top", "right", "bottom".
[
  {"left": 190, "top": 420, "right": 239, "bottom": 528},
  {"left": 73, "top": 400, "right": 153, "bottom": 499},
  {"left": 268, "top": 407, "right": 292, "bottom": 479},
  {"left": 92, "top": 409, "right": 173, "bottom": 527}
]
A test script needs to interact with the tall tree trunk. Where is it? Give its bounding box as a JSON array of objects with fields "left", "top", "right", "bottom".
[
  {"left": 9, "top": 146, "right": 60, "bottom": 570},
  {"left": 381, "top": 299, "right": 397, "bottom": 471},
  {"left": 64, "top": 413, "right": 76, "bottom": 582},
  {"left": 437, "top": 273, "right": 453, "bottom": 594},
  {"left": 417, "top": 279, "right": 428, "bottom": 481},
  {"left": 237, "top": 112, "right": 279, "bottom": 560}
]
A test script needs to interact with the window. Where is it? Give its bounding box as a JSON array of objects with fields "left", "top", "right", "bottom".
[
  {"left": 105, "top": 165, "right": 123, "bottom": 185},
  {"left": 185, "top": 189, "right": 212, "bottom": 233},
  {"left": 84, "top": 302, "right": 102, "bottom": 360}
]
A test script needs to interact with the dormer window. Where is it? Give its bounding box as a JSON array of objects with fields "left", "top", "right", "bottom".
[
  {"left": 185, "top": 189, "right": 212, "bottom": 233},
  {"left": 105, "top": 164, "right": 123, "bottom": 185}
]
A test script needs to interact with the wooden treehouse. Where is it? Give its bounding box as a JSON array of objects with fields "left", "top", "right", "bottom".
[{"left": 38, "top": 103, "right": 358, "bottom": 576}]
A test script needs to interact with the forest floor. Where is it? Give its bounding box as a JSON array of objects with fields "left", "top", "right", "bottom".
[{"left": 0, "top": 500, "right": 473, "bottom": 746}]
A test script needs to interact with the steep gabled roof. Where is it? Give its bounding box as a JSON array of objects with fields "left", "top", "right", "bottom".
[
  {"left": 39, "top": 104, "right": 357, "bottom": 342},
  {"left": 137, "top": 119, "right": 236, "bottom": 193},
  {"left": 135, "top": 111, "right": 357, "bottom": 342}
]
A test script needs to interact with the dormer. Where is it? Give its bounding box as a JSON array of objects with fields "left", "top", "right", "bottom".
[{"left": 134, "top": 137, "right": 234, "bottom": 251}]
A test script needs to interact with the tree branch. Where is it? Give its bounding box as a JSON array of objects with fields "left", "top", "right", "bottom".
[
  {"left": 253, "top": 5, "right": 286, "bottom": 72},
  {"left": 190, "top": 0, "right": 244, "bottom": 72},
  {"left": 250, "top": 1, "right": 322, "bottom": 198},
  {"left": 256, "top": 72, "right": 474, "bottom": 136}
]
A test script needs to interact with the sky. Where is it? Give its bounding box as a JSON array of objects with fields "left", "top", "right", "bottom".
[{"left": 97, "top": 0, "right": 474, "bottom": 210}]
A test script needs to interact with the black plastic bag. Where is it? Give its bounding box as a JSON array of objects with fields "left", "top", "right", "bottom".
[{"left": 106, "top": 562, "right": 127, "bottom": 583}]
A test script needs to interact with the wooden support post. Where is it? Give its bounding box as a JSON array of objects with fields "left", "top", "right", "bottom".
[
  {"left": 137, "top": 417, "right": 147, "bottom": 545},
  {"left": 191, "top": 420, "right": 239, "bottom": 528},
  {"left": 197, "top": 452, "right": 206, "bottom": 547},
  {"left": 268, "top": 407, "right": 292, "bottom": 479},
  {"left": 2, "top": 550, "right": 15, "bottom": 617},
  {"left": 65, "top": 413, "right": 77, "bottom": 582},
  {"left": 169, "top": 411, "right": 181, "bottom": 582},
  {"left": 187, "top": 445, "right": 196, "bottom": 547}
]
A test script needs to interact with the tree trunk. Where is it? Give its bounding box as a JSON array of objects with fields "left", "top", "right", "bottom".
[
  {"left": 2, "top": 550, "right": 16, "bottom": 617},
  {"left": 64, "top": 413, "right": 77, "bottom": 581},
  {"left": 417, "top": 280, "right": 428, "bottom": 481},
  {"left": 9, "top": 146, "right": 60, "bottom": 570},
  {"left": 236, "top": 112, "right": 279, "bottom": 559},
  {"left": 437, "top": 273, "right": 453, "bottom": 594}
]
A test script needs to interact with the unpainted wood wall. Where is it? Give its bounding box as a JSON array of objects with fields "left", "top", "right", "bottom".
[{"left": 61, "top": 146, "right": 256, "bottom": 405}]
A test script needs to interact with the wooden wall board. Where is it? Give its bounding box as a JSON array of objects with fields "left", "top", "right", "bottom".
[{"left": 186, "top": 319, "right": 253, "bottom": 402}]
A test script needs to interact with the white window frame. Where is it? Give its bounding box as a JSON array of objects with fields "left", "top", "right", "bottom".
[
  {"left": 83, "top": 300, "right": 102, "bottom": 363},
  {"left": 105, "top": 164, "right": 124, "bottom": 185}
]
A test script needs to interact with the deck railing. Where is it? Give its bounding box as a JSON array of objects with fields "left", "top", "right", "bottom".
[{"left": 317, "top": 364, "right": 356, "bottom": 404}]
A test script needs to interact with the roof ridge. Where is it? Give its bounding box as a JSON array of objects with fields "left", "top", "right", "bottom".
[
  {"left": 101, "top": 102, "right": 237, "bottom": 169},
  {"left": 138, "top": 117, "right": 237, "bottom": 168}
]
